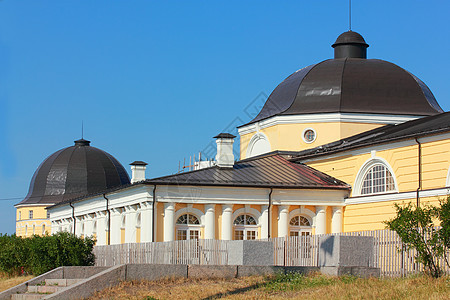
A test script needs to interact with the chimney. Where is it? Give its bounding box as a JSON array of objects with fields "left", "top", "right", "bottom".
[
  {"left": 214, "top": 133, "right": 236, "bottom": 168},
  {"left": 130, "top": 161, "right": 148, "bottom": 183}
]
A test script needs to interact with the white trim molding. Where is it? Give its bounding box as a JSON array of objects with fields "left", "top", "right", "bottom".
[
  {"left": 232, "top": 207, "right": 262, "bottom": 226},
  {"left": 346, "top": 187, "right": 450, "bottom": 205},
  {"left": 288, "top": 207, "right": 315, "bottom": 228},
  {"left": 246, "top": 132, "right": 271, "bottom": 158},
  {"left": 238, "top": 113, "right": 422, "bottom": 136}
]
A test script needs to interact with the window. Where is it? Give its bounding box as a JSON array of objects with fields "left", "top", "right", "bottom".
[
  {"left": 32, "top": 225, "right": 35, "bottom": 235},
  {"left": 18, "top": 211, "right": 21, "bottom": 221},
  {"left": 233, "top": 214, "right": 257, "bottom": 240},
  {"left": 289, "top": 216, "right": 312, "bottom": 237},
  {"left": 47, "top": 211, "right": 50, "bottom": 219},
  {"left": 302, "top": 128, "right": 316, "bottom": 143},
  {"left": 176, "top": 214, "right": 200, "bottom": 240},
  {"left": 29, "top": 210, "right": 33, "bottom": 219},
  {"left": 361, "top": 164, "right": 395, "bottom": 195},
  {"left": 42, "top": 224, "right": 46, "bottom": 235},
  {"left": 25, "top": 225, "right": 28, "bottom": 235}
]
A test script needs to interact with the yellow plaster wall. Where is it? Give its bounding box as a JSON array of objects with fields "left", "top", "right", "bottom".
[
  {"left": 156, "top": 203, "right": 164, "bottom": 242},
  {"left": 120, "top": 229, "right": 125, "bottom": 244},
  {"left": 343, "top": 196, "right": 442, "bottom": 232},
  {"left": 215, "top": 204, "right": 221, "bottom": 239},
  {"left": 240, "top": 122, "right": 384, "bottom": 160},
  {"left": 16, "top": 206, "right": 51, "bottom": 237},
  {"left": 136, "top": 227, "right": 141, "bottom": 243},
  {"left": 307, "top": 138, "right": 450, "bottom": 197},
  {"left": 271, "top": 206, "right": 278, "bottom": 238}
]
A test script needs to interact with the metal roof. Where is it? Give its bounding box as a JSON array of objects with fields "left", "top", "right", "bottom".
[
  {"left": 240, "top": 32, "right": 442, "bottom": 127},
  {"left": 290, "top": 112, "right": 450, "bottom": 161},
  {"left": 16, "top": 139, "right": 130, "bottom": 206},
  {"left": 145, "top": 154, "right": 350, "bottom": 190}
]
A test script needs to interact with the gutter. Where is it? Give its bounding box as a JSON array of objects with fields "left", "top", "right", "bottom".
[
  {"left": 415, "top": 138, "right": 422, "bottom": 207},
  {"left": 268, "top": 188, "right": 273, "bottom": 238},
  {"left": 103, "top": 194, "right": 110, "bottom": 245},
  {"left": 69, "top": 202, "right": 76, "bottom": 235},
  {"left": 152, "top": 185, "right": 157, "bottom": 242}
]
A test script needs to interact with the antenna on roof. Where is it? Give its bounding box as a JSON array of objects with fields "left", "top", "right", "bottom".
[
  {"left": 81, "top": 121, "right": 84, "bottom": 139},
  {"left": 349, "top": 0, "right": 352, "bottom": 31}
]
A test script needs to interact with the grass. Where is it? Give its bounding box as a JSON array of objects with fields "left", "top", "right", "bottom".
[
  {"left": 89, "top": 272, "right": 450, "bottom": 300},
  {"left": 0, "top": 272, "right": 34, "bottom": 293}
]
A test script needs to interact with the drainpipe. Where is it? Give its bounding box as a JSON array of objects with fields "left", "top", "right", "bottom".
[
  {"left": 268, "top": 188, "right": 273, "bottom": 238},
  {"left": 415, "top": 138, "right": 422, "bottom": 207},
  {"left": 103, "top": 194, "right": 110, "bottom": 245},
  {"left": 69, "top": 202, "right": 76, "bottom": 235},
  {"left": 152, "top": 185, "right": 157, "bottom": 242}
]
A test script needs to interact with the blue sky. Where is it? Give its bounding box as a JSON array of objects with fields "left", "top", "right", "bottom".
[{"left": 1, "top": 1, "right": 449, "bottom": 234}]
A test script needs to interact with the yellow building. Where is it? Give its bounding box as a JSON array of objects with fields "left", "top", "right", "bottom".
[{"left": 43, "top": 31, "right": 449, "bottom": 244}]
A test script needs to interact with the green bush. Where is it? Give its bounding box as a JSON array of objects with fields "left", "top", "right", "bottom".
[
  {"left": 385, "top": 196, "right": 450, "bottom": 278},
  {"left": 0, "top": 232, "right": 95, "bottom": 276}
]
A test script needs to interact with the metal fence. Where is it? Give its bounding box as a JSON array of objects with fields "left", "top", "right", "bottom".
[{"left": 93, "top": 229, "right": 450, "bottom": 277}]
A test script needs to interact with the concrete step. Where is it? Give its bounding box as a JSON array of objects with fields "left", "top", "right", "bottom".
[
  {"left": 11, "top": 293, "right": 47, "bottom": 300},
  {"left": 45, "top": 278, "right": 82, "bottom": 287},
  {"left": 27, "top": 285, "right": 64, "bottom": 293}
]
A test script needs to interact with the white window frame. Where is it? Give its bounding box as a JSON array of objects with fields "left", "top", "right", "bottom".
[
  {"left": 354, "top": 158, "right": 398, "bottom": 197},
  {"left": 302, "top": 128, "right": 317, "bottom": 144},
  {"left": 176, "top": 213, "right": 201, "bottom": 240},
  {"left": 233, "top": 214, "right": 258, "bottom": 240},
  {"left": 289, "top": 215, "right": 312, "bottom": 237}
]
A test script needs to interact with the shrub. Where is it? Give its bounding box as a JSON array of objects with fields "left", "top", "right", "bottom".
[
  {"left": 0, "top": 232, "right": 95, "bottom": 276},
  {"left": 385, "top": 196, "right": 450, "bottom": 278}
]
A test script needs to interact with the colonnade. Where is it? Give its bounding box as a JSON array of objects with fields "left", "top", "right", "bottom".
[{"left": 52, "top": 203, "right": 343, "bottom": 245}]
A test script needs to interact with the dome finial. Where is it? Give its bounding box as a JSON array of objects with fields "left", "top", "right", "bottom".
[{"left": 332, "top": 31, "right": 369, "bottom": 59}]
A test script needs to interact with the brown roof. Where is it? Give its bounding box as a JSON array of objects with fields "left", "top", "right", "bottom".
[{"left": 145, "top": 154, "right": 350, "bottom": 190}]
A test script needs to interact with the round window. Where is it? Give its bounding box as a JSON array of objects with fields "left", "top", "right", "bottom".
[{"left": 302, "top": 128, "right": 316, "bottom": 143}]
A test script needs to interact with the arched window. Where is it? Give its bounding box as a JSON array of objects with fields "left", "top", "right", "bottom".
[
  {"left": 233, "top": 214, "right": 257, "bottom": 240},
  {"left": 176, "top": 214, "right": 200, "bottom": 240},
  {"left": 361, "top": 164, "right": 395, "bottom": 195},
  {"left": 289, "top": 215, "right": 312, "bottom": 237}
]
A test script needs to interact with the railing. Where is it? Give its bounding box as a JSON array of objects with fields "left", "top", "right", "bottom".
[
  {"left": 270, "top": 235, "right": 319, "bottom": 267},
  {"left": 339, "top": 229, "right": 450, "bottom": 277},
  {"left": 93, "top": 239, "right": 229, "bottom": 266}
]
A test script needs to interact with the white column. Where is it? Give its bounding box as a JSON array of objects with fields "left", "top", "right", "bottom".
[
  {"left": 96, "top": 212, "right": 106, "bottom": 245},
  {"left": 260, "top": 205, "right": 269, "bottom": 239},
  {"left": 204, "top": 204, "right": 216, "bottom": 240},
  {"left": 75, "top": 217, "right": 83, "bottom": 237},
  {"left": 140, "top": 201, "right": 154, "bottom": 243},
  {"left": 331, "top": 206, "right": 343, "bottom": 234},
  {"left": 315, "top": 206, "right": 327, "bottom": 235},
  {"left": 84, "top": 214, "right": 94, "bottom": 237},
  {"left": 125, "top": 206, "right": 136, "bottom": 243},
  {"left": 277, "top": 205, "right": 289, "bottom": 238},
  {"left": 110, "top": 208, "right": 122, "bottom": 245},
  {"left": 221, "top": 205, "right": 233, "bottom": 240},
  {"left": 164, "top": 202, "right": 175, "bottom": 242}
]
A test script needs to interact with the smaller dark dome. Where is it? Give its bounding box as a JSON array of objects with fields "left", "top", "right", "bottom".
[
  {"left": 332, "top": 31, "right": 369, "bottom": 47},
  {"left": 16, "top": 139, "right": 130, "bottom": 206},
  {"left": 332, "top": 31, "right": 369, "bottom": 59}
]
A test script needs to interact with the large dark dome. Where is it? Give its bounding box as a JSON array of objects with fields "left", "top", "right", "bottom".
[
  {"left": 247, "top": 31, "right": 443, "bottom": 125},
  {"left": 16, "top": 139, "right": 130, "bottom": 206}
]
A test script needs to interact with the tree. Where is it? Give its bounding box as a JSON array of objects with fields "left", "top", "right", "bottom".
[{"left": 385, "top": 197, "right": 450, "bottom": 278}]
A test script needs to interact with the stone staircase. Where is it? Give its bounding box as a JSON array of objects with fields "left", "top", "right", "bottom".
[{"left": 11, "top": 279, "right": 83, "bottom": 300}]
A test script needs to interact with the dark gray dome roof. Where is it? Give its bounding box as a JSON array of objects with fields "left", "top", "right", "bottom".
[
  {"left": 17, "top": 139, "right": 130, "bottom": 206},
  {"left": 244, "top": 32, "right": 443, "bottom": 126}
]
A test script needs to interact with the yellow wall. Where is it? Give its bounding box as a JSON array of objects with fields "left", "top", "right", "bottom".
[
  {"left": 240, "top": 122, "right": 383, "bottom": 159},
  {"left": 304, "top": 135, "right": 450, "bottom": 232},
  {"left": 16, "top": 206, "right": 51, "bottom": 237}
]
